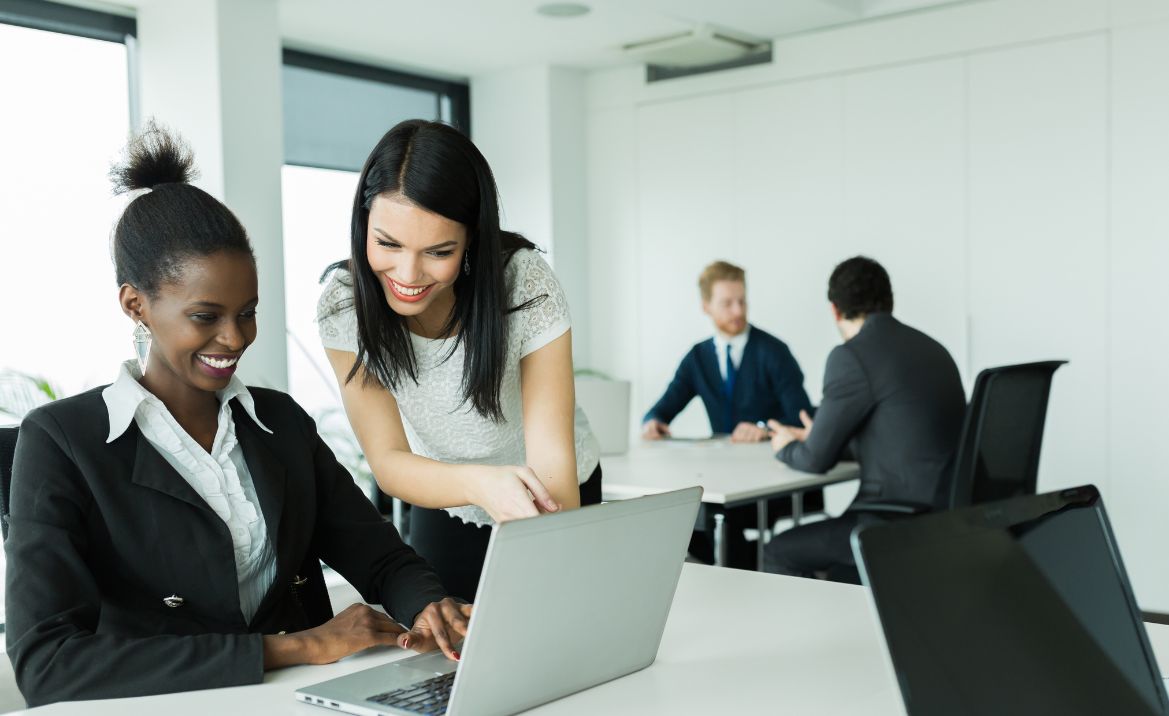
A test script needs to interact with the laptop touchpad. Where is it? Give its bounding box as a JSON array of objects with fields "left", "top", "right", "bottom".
[
  {"left": 393, "top": 649, "right": 458, "bottom": 676},
  {"left": 386, "top": 665, "right": 448, "bottom": 685}
]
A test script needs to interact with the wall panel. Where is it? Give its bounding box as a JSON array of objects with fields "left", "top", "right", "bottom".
[
  {"left": 1108, "top": 20, "right": 1169, "bottom": 609},
  {"left": 842, "top": 59, "right": 968, "bottom": 380},
  {"left": 967, "top": 35, "right": 1110, "bottom": 495}
]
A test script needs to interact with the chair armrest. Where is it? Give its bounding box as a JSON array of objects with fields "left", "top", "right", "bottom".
[{"left": 850, "top": 500, "right": 933, "bottom": 516}]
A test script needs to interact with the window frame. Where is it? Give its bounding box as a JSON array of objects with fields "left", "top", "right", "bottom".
[
  {"left": 283, "top": 47, "right": 471, "bottom": 156},
  {"left": 0, "top": 0, "right": 139, "bottom": 635},
  {"left": 0, "top": 0, "right": 135, "bottom": 43}
]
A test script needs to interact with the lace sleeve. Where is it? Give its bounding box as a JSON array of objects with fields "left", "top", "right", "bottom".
[
  {"left": 508, "top": 250, "right": 571, "bottom": 358},
  {"left": 316, "top": 269, "right": 359, "bottom": 354}
]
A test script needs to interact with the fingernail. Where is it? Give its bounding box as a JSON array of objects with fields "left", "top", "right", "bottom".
[
  {"left": 453, "top": 651, "right": 461, "bottom": 660},
  {"left": 402, "top": 637, "right": 411, "bottom": 648}
]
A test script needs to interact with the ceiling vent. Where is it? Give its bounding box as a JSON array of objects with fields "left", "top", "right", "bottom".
[{"left": 622, "top": 24, "right": 771, "bottom": 82}]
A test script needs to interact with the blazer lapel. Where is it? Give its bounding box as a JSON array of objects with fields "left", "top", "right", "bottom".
[
  {"left": 734, "top": 329, "right": 757, "bottom": 401},
  {"left": 699, "top": 339, "right": 724, "bottom": 396},
  {"left": 129, "top": 431, "right": 215, "bottom": 515},
  {"left": 232, "top": 403, "right": 293, "bottom": 626},
  {"left": 232, "top": 404, "right": 286, "bottom": 555},
  {"left": 699, "top": 340, "right": 733, "bottom": 432},
  {"left": 123, "top": 430, "right": 243, "bottom": 628}
]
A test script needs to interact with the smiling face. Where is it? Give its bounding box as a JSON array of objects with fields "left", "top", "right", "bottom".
[
  {"left": 365, "top": 193, "right": 468, "bottom": 336},
  {"left": 121, "top": 250, "right": 258, "bottom": 394}
]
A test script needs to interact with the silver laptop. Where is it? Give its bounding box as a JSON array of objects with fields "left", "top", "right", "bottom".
[{"left": 296, "top": 486, "right": 702, "bottom": 716}]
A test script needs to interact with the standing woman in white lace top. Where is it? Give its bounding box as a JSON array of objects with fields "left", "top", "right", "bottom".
[{"left": 317, "top": 120, "right": 601, "bottom": 600}]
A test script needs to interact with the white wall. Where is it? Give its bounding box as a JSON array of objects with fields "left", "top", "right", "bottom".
[
  {"left": 472, "top": 66, "right": 555, "bottom": 250},
  {"left": 548, "top": 67, "right": 590, "bottom": 364},
  {"left": 584, "top": 0, "right": 1169, "bottom": 608},
  {"left": 1107, "top": 8, "right": 1169, "bottom": 613},
  {"left": 472, "top": 65, "right": 590, "bottom": 365},
  {"left": 138, "top": 0, "right": 288, "bottom": 391}
]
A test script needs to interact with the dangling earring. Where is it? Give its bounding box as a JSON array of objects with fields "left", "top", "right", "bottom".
[
  {"left": 132, "top": 320, "right": 152, "bottom": 374},
  {"left": 463, "top": 251, "right": 471, "bottom": 276}
]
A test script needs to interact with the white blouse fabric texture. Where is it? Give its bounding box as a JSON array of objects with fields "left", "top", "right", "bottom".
[
  {"left": 102, "top": 360, "right": 278, "bottom": 623},
  {"left": 317, "top": 248, "right": 601, "bottom": 527}
]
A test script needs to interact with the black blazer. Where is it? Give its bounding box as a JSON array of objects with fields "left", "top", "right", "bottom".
[
  {"left": 644, "top": 326, "right": 813, "bottom": 434},
  {"left": 778, "top": 313, "right": 966, "bottom": 508},
  {"left": 4, "top": 386, "right": 447, "bottom": 707}
]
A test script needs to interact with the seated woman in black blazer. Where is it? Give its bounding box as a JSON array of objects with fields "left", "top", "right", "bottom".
[{"left": 3, "top": 124, "right": 470, "bottom": 707}]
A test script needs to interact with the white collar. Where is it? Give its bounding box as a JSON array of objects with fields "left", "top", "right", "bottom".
[
  {"left": 102, "top": 360, "right": 272, "bottom": 443},
  {"left": 713, "top": 325, "right": 751, "bottom": 353}
]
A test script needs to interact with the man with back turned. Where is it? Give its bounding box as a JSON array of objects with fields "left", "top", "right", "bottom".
[{"left": 765, "top": 256, "right": 966, "bottom": 580}]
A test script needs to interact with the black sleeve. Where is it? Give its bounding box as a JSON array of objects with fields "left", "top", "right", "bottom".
[
  {"left": 644, "top": 352, "right": 698, "bottom": 425},
  {"left": 4, "top": 412, "right": 264, "bottom": 708},
  {"left": 299, "top": 406, "right": 447, "bottom": 626},
  {"left": 777, "top": 345, "right": 873, "bottom": 474}
]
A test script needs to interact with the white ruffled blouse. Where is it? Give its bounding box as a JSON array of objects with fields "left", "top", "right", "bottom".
[{"left": 102, "top": 360, "right": 277, "bottom": 623}]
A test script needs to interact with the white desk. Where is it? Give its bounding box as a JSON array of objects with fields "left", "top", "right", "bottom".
[
  {"left": 12, "top": 565, "right": 1169, "bottom": 715},
  {"left": 602, "top": 440, "right": 859, "bottom": 568},
  {"left": 11, "top": 565, "right": 903, "bottom": 715}
]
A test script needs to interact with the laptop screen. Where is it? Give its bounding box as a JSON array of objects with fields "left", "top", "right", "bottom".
[{"left": 855, "top": 486, "right": 1168, "bottom": 716}]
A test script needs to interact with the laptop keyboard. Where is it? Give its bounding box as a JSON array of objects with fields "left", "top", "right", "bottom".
[{"left": 366, "top": 672, "right": 454, "bottom": 715}]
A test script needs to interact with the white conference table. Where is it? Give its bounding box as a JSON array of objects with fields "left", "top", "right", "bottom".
[
  {"left": 12, "top": 564, "right": 1169, "bottom": 715},
  {"left": 11, "top": 565, "right": 899, "bottom": 715},
  {"left": 602, "top": 439, "right": 860, "bottom": 568}
]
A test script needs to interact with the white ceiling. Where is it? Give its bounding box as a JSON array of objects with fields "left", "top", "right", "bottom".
[
  {"left": 279, "top": 0, "right": 971, "bottom": 78},
  {"left": 69, "top": 0, "right": 973, "bottom": 80}
]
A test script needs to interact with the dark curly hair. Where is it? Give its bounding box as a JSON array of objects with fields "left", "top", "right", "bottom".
[
  {"left": 109, "top": 120, "right": 253, "bottom": 295},
  {"left": 827, "top": 256, "right": 893, "bottom": 320}
]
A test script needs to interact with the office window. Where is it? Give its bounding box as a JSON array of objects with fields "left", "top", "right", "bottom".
[
  {"left": 282, "top": 49, "right": 470, "bottom": 172},
  {"left": 280, "top": 164, "right": 357, "bottom": 421},
  {"left": 0, "top": 2, "right": 136, "bottom": 626},
  {"left": 280, "top": 51, "right": 469, "bottom": 425},
  {"left": 0, "top": 24, "right": 133, "bottom": 403}
]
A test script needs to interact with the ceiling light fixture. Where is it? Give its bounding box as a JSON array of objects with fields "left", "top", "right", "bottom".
[
  {"left": 536, "top": 3, "right": 590, "bottom": 18},
  {"left": 623, "top": 24, "right": 767, "bottom": 68}
]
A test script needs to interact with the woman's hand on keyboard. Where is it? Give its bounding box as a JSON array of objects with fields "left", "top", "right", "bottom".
[{"left": 399, "top": 598, "right": 474, "bottom": 661}]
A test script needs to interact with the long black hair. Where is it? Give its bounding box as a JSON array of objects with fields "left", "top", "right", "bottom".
[
  {"left": 110, "top": 121, "right": 253, "bottom": 294},
  {"left": 327, "top": 119, "right": 541, "bottom": 421}
]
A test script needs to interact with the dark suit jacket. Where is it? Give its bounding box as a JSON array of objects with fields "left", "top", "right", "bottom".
[
  {"left": 778, "top": 313, "right": 966, "bottom": 508},
  {"left": 644, "top": 326, "right": 812, "bottom": 434},
  {"left": 4, "top": 386, "right": 447, "bottom": 707}
]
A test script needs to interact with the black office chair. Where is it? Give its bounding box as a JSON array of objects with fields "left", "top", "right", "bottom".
[
  {"left": 849, "top": 360, "right": 1067, "bottom": 517},
  {"left": 947, "top": 360, "right": 1066, "bottom": 508},
  {"left": 1, "top": 426, "right": 18, "bottom": 540},
  {"left": 825, "top": 360, "right": 1066, "bottom": 584}
]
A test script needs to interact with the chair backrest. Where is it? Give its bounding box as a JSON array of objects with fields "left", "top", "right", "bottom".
[
  {"left": 948, "top": 361, "right": 1066, "bottom": 509},
  {"left": 1, "top": 426, "right": 19, "bottom": 541}
]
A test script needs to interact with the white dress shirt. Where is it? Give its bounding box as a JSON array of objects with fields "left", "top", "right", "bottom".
[
  {"left": 101, "top": 360, "right": 277, "bottom": 623},
  {"left": 713, "top": 326, "right": 751, "bottom": 382}
]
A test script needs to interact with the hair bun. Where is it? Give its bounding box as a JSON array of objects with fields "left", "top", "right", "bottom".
[{"left": 110, "top": 119, "right": 198, "bottom": 195}]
